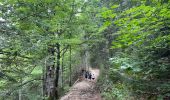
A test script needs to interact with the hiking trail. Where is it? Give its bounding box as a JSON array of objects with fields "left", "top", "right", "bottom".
[{"left": 60, "top": 68, "right": 101, "bottom": 100}]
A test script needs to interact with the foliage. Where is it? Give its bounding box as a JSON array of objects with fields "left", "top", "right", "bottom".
[
  {"left": 0, "top": 0, "right": 100, "bottom": 99},
  {"left": 99, "top": 0, "right": 170, "bottom": 99},
  {"left": 1, "top": 0, "right": 170, "bottom": 99}
]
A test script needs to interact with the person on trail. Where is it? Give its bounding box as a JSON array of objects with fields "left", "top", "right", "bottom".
[
  {"left": 89, "top": 73, "right": 92, "bottom": 80},
  {"left": 85, "top": 71, "right": 88, "bottom": 79},
  {"left": 81, "top": 69, "right": 85, "bottom": 77},
  {"left": 92, "top": 74, "right": 95, "bottom": 80}
]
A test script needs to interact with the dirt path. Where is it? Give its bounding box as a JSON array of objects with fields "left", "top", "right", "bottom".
[{"left": 60, "top": 68, "right": 101, "bottom": 100}]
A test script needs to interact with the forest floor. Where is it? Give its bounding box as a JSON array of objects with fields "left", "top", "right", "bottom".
[{"left": 60, "top": 68, "right": 102, "bottom": 100}]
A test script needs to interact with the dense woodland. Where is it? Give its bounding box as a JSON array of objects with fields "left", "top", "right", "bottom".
[{"left": 0, "top": 0, "right": 170, "bottom": 100}]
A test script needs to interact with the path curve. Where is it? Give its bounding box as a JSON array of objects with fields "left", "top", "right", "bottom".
[{"left": 60, "top": 68, "right": 101, "bottom": 100}]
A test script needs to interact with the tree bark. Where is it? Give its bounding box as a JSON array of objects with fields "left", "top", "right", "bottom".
[
  {"left": 44, "top": 45, "right": 56, "bottom": 100},
  {"left": 55, "top": 43, "right": 60, "bottom": 99},
  {"left": 42, "top": 58, "right": 46, "bottom": 99},
  {"left": 69, "top": 45, "right": 72, "bottom": 86},
  {"left": 61, "top": 48, "right": 65, "bottom": 87},
  {"left": 19, "top": 78, "right": 22, "bottom": 100},
  {"left": 61, "top": 51, "right": 64, "bottom": 87}
]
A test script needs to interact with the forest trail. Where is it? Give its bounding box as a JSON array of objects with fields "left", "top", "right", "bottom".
[{"left": 60, "top": 68, "right": 101, "bottom": 100}]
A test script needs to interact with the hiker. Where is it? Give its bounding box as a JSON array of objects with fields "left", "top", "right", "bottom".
[
  {"left": 89, "top": 73, "right": 92, "bottom": 80},
  {"left": 81, "top": 69, "right": 85, "bottom": 77},
  {"left": 85, "top": 71, "right": 88, "bottom": 79},
  {"left": 92, "top": 74, "right": 95, "bottom": 80}
]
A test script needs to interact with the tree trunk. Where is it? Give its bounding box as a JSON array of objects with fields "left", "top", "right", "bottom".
[
  {"left": 61, "top": 45, "right": 68, "bottom": 87},
  {"left": 42, "top": 58, "right": 46, "bottom": 99},
  {"left": 44, "top": 45, "right": 56, "bottom": 100},
  {"left": 19, "top": 88, "right": 21, "bottom": 100},
  {"left": 69, "top": 45, "right": 72, "bottom": 86},
  {"left": 19, "top": 78, "right": 22, "bottom": 100},
  {"left": 61, "top": 49, "right": 64, "bottom": 87},
  {"left": 55, "top": 43, "right": 60, "bottom": 99}
]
